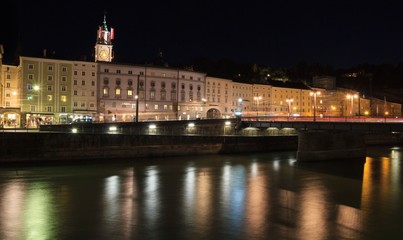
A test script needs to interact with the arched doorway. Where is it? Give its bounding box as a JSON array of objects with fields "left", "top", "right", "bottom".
[{"left": 206, "top": 108, "right": 221, "bottom": 119}]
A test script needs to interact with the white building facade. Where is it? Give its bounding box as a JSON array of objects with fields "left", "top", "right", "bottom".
[{"left": 97, "top": 63, "right": 207, "bottom": 122}]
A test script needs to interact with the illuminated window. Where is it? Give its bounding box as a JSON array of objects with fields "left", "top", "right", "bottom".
[
  {"left": 127, "top": 89, "right": 133, "bottom": 96},
  {"left": 115, "top": 88, "right": 121, "bottom": 96},
  {"left": 61, "top": 95, "right": 67, "bottom": 102},
  {"left": 47, "top": 95, "right": 53, "bottom": 101},
  {"left": 154, "top": 104, "right": 158, "bottom": 110},
  {"left": 103, "top": 87, "right": 109, "bottom": 97}
]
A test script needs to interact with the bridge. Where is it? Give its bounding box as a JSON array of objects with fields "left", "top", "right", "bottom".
[
  {"left": 243, "top": 119, "right": 403, "bottom": 162},
  {"left": 34, "top": 118, "right": 403, "bottom": 163},
  {"left": 245, "top": 120, "right": 403, "bottom": 133}
]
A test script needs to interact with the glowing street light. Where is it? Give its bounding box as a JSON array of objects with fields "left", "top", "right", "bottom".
[
  {"left": 346, "top": 93, "right": 358, "bottom": 116},
  {"left": 253, "top": 96, "right": 262, "bottom": 121},
  {"left": 285, "top": 98, "right": 293, "bottom": 117},
  {"left": 310, "top": 91, "right": 320, "bottom": 122}
]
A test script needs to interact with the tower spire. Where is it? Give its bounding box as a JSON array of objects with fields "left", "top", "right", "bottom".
[{"left": 103, "top": 11, "right": 108, "bottom": 31}]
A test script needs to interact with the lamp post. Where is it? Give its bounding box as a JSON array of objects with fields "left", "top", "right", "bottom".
[
  {"left": 286, "top": 98, "right": 293, "bottom": 117},
  {"left": 135, "top": 75, "right": 140, "bottom": 123},
  {"left": 253, "top": 96, "right": 262, "bottom": 121},
  {"left": 346, "top": 93, "right": 358, "bottom": 116},
  {"left": 30, "top": 85, "right": 40, "bottom": 112},
  {"left": 236, "top": 98, "right": 243, "bottom": 117},
  {"left": 310, "top": 91, "right": 320, "bottom": 122}
]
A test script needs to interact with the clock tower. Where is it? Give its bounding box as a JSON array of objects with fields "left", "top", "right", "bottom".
[{"left": 95, "top": 14, "right": 114, "bottom": 62}]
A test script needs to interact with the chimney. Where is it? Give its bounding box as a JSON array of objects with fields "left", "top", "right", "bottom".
[{"left": 43, "top": 49, "right": 47, "bottom": 57}]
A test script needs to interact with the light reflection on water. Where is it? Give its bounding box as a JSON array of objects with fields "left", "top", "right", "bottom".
[{"left": 1, "top": 147, "right": 403, "bottom": 239}]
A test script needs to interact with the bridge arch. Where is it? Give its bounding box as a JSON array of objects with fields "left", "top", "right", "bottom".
[{"left": 206, "top": 108, "right": 221, "bottom": 119}]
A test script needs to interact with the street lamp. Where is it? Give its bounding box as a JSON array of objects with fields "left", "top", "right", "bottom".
[
  {"left": 286, "top": 98, "right": 293, "bottom": 117},
  {"left": 135, "top": 75, "right": 140, "bottom": 122},
  {"left": 310, "top": 91, "right": 320, "bottom": 122},
  {"left": 27, "top": 85, "right": 40, "bottom": 111},
  {"left": 235, "top": 98, "right": 243, "bottom": 117},
  {"left": 346, "top": 94, "right": 358, "bottom": 116},
  {"left": 253, "top": 96, "right": 262, "bottom": 121}
]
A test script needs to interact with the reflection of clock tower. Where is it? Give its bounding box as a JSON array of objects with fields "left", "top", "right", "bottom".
[{"left": 95, "top": 14, "right": 114, "bottom": 62}]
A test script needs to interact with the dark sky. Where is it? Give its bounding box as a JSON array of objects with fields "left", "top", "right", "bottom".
[{"left": 3, "top": 1, "right": 403, "bottom": 69}]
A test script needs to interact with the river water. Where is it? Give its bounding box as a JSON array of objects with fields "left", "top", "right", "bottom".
[{"left": 1, "top": 146, "right": 403, "bottom": 240}]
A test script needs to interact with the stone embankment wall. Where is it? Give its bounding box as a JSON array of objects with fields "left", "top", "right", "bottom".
[{"left": 0, "top": 133, "right": 298, "bottom": 163}]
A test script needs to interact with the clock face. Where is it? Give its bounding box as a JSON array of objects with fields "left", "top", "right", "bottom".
[{"left": 99, "top": 50, "right": 109, "bottom": 60}]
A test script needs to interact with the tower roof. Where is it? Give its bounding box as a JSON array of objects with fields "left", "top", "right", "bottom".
[{"left": 102, "top": 13, "right": 108, "bottom": 31}]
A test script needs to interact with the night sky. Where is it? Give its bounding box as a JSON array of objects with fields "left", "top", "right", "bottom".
[{"left": 3, "top": 1, "right": 403, "bottom": 69}]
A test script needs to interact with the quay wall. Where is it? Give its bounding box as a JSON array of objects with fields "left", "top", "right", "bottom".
[{"left": 0, "top": 133, "right": 298, "bottom": 163}]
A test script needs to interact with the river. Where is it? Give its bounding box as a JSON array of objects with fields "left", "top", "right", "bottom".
[{"left": 1, "top": 146, "right": 402, "bottom": 240}]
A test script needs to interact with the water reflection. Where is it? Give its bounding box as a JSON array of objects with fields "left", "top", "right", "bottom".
[
  {"left": 1, "top": 147, "right": 403, "bottom": 239},
  {"left": 0, "top": 180, "right": 25, "bottom": 240}
]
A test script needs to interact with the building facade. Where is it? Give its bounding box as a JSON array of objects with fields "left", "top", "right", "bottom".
[
  {"left": 0, "top": 64, "right": 20, "bottom": 127},
  {"left": 71, "top": 61, "right": 98, "bottom": 121},
  {"left": 206, "top": 77, "right": 233, "bottom": 118},
  {"left": 19, "top": 56, "right": 73, "bottom": 126},
  {"left": 98, "top": 63, "right": 207, "bottom": 122}
]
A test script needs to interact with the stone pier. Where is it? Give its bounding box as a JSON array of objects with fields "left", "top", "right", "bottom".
[{"left": 296, "top": 130, "right": 366, "bottom": 162}]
